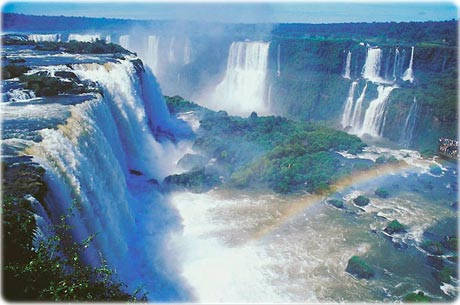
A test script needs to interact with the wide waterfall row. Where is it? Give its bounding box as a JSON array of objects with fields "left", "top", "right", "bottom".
[
  {"left": 341, "top": 45, "right": 418, "bottom": 140},
  {"left": 399, "top": 97, "right": 421, "bottom": 147},
  {"left": 211, "top": 41, "right": 271, "bottom": 116},
  {"left": 26, "top": 59, "right": 189, "bottom": 301}
]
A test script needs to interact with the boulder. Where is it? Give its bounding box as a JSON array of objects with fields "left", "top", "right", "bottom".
[
  {"left": 353, "top": 195, "right": 370, "bottom": 207},
  {"left": 326, "top": 199, "right": 345, "bottom": 209},
  {"left": 384, "top": 220, "right": 406, "bottom": 234},
  {"left": 345, "top": 256, "right": 375, "bottom": 279}
]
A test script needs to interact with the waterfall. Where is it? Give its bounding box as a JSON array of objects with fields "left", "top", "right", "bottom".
[
  {"left": 68, "top": 34, "right": 100, "bottom": 42},
  {"left": 343, "top": 51, "right": 351, "bottom": 79},
  {"left": 340, "top": 81, "right": 358, "bottom": 128},
  {"left": 104, "top": 35, "right": 111, "bottom": 43},
  {"left": 402, "top": 46, "right": 415, "bottom": 83},
  {"left": 399, "top": 97, "right": 420, "bottom": 147},
  {"left": 168, "top": 37, "right": 176, "bottom": 63},
  {"left": 24, "top": 59, "right": 189, "bottom": 301},
  {"left": 28, "top": 34, "right": 60, "bottom": 42},
  {"left": 147, "top": 35, "right": 160, "bottom": 74},
  {"left": 267, "top": 84, "right": 273, "bottom": 108},
  {"left": 212, "top": 41, "right": 271, "bottom": 116},
  {"left": 358, "top": 85, "right": 396, "bottom": 137},
  {"left": 349, "top": 82, "right": 368, "bottom": 132},
  {"left": 384, "top": 48, "right": 391, "bottom": 80},
  {"left": 362, "top": 47, "right": 382, "bottom": 82},
  {"left": 392, "top": 48, "right": 400, "bottom": 80},
  {"left": 119, "top": 35, "right": 130, "bottom": 50},
  {"left": 277, "top": 44, "right": 281, "bottom": 77},
  {"left": 441, "top": 53, "right": 447, "bottom": 72},
  {"left": 184, "top": 39, "right": 191, "bottom": 65}
]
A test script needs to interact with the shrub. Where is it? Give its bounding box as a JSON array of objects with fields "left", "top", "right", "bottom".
[
  {"left": 353, "top": 195, "right": 370, "bottom": 206},
  {"left": 375, "top": 187, "right": 389, "bottom": 198}
]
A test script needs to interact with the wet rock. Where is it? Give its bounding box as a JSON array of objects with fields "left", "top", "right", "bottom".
[
  {"left": 345, "top": 256, "right": 375, "bottom": 279},
  {"left": 353, "top": 195, "right": 370, "bottom": 207},
  {"left": 129, "top": 169, "right": 143, "bottom": 176},
  {"left": 421, "top": 240, "right": 444, "bottom": 255},
  {"left": 384, "top": 220, "right": 406, "bottom": 234},
  {"left": 426, "top": 255, "right": 444, "bottom": 270},
  {"left": 326, "top": 199, "right": 345, "bottom": 209},
  {"left": 375, "top": 187, "right": 389, "bottom": 198},
  {"left": 403, "top": 291, "right": 431, "bottom": 302}
]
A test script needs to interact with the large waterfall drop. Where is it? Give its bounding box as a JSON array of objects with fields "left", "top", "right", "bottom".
[
  {"left": 358, "top": 85, "right": 396, "bottom": 137},
  {"left": 349, "top": 83, "right": 368, "bottom": 132},
  {"left": 25, "top": 59, "right": 190, "bottom": 301},
  {"left": 147, "top": 35, "right": 160, "bottom": 74},
  {"left": 343, "top": 51, "right": 351, "bottom": 79},
  {"left": 277, "top": 44, "right": 281, "bottom": 77},
  {"left": 212, "top": 41, "right": 271, "bottom": 116},
  {"left": 68, "top": 34, "right": 101, "bottom": 42},
  {"left": 28, "top": 34, "right": 61, "bottom": 42},
  {"left": 168, "top": 37, "right": 176, "bottom": 63},
  {"left": 184, "top": 39, "right": 191, "bottom": 65},
  {"left": 340, "top": 81, "right": 358, "bottom": 128},
  {"left": 402, "top": 46, "right": 415, "bottom": 83},
  {"left": 119, "top": 35, "right": 130, "bottom": 50},
  {"left": 362, "top": 48, "right": 382, "bottom": 82},
  {"left": 399, "top": 97, "right": 421, "bottom": 147}
]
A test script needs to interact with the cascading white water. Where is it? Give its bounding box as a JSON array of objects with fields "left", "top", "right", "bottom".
[
  {"left": 343, "top": 51, "right": 351, "bottom": 79},
  {"left": 392, "top": 48, "right": 400, "bottom": 80},
  {"left": 400, "top": 97, "right": 420, "bottom": 147},
  {"left": 147, "top": 35, "right": 160, "bottom": 74},
  {"left": 212, "top": 41, "right": 271, "bottom": 116},
  {"left": 28, "top": 34, "right": 61, "bottom": 42},
  {"left": 184, "top": 39, "right": 191, "bottom": 65},
  {"left": 402, "top": 46, "right": 415, "bottom": 83},
  {"left": 358, "top": 85, "right": 396, "bottom": 137},
  {"left": 267, "top": 84, "right": 272, "bottom": 108},
  {"left": 25, "top": 59, "right": 190, "bottom": 301},
  {"left": 340, "top": 81, "right": 358, "bottom": 128},
  {"left": 349, "top": 83, "right": 368, "bottom": 132},
  {"left": 362, "top": 48, "right": 382, "bottom": 82},
  {"left": 104, "top": 35, "right": 111, "bottom": 43},
  {"left": 5, "top": 88, "right": 36, "bottom": 101},
  {"left": 277, "top": 44, "right": 281, "bottom": 77},
  {"left": 168, "top": 37, "right": 176, "bottom": 62},
  {"left": 119, "top": 35, "right": 130, "bottom": 50},
  {"left": 68, "top": 34, "right": 100, "bottom": 42}
]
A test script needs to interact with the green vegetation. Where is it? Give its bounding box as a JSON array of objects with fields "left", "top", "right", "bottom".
[
  {"left": 163, "top": 168, "right": 220, "bottom": 193},
  {"left": 403, "top": 291, "right": 431, "bottom": 303},
  {"left": 375, "top": 187, "right": 390, "bottom": 198},
  {"left": 326, "top": 199, "right": 344, "bottom": 209},
  {"left": 3, "top": 34, "right": 131, "bottom": 55},
  {"left": 420, "top": 240, "right": 444, "bottom": 255},
  {"left": 353, "top": 195, "right": 370, "bottom": 207},
  {"left": 19, "top": 72, "right": 99, "bottom": 96},
  {"left": 384, "top": 220, "right": 406, "bottom": 234},
  {"left": 345, "top": 256, "right": 375, "bottom": 279},
  {"left": 165, "top": 96, "right": 367, "bottom": 194},
  {"left": 2, "top": 162, "right": 145, "bottom": 301},
  {"left": 2, "top": 64, "right": 30, "bottom": 79}
]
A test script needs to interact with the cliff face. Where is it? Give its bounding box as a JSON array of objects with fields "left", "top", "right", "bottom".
[{"left": 2, "top": 13, "right": 457, "bottom": 151}]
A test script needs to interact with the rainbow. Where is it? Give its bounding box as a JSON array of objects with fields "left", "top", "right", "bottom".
[{"left": 249, "top": 160, "right": 414, "bottom": 241}]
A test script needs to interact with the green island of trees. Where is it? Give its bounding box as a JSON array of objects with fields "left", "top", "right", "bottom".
[{"left": 165, "top": 95, "right": 368, "bottom": 194}]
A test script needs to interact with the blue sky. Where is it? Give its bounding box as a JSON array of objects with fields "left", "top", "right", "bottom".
[{"left": 2, "top": 1, "right": 458, "bottom": 23}]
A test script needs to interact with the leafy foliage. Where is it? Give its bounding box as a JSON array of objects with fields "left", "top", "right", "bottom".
[
  {"left": 384, "top": 220, "right": 406, "bottom": 234},
  {"left": 166, "top": 96, "right": 367, "bottom": 194},
  {"left": 375, "top": 187, "right": 389, "bottom": 198},
  {"left": 353, "top": 195, "right": 370, "bottom": 206},
  {"left": 2, "top": 162, "right": 146, "bottom": 301},
  {"left": 345, "top": 256, "right": 375, "bottom": 279}
]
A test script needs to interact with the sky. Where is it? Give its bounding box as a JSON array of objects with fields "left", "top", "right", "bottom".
[{"left": 2, "top": 1, "right": 459, "bottom": 24}]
